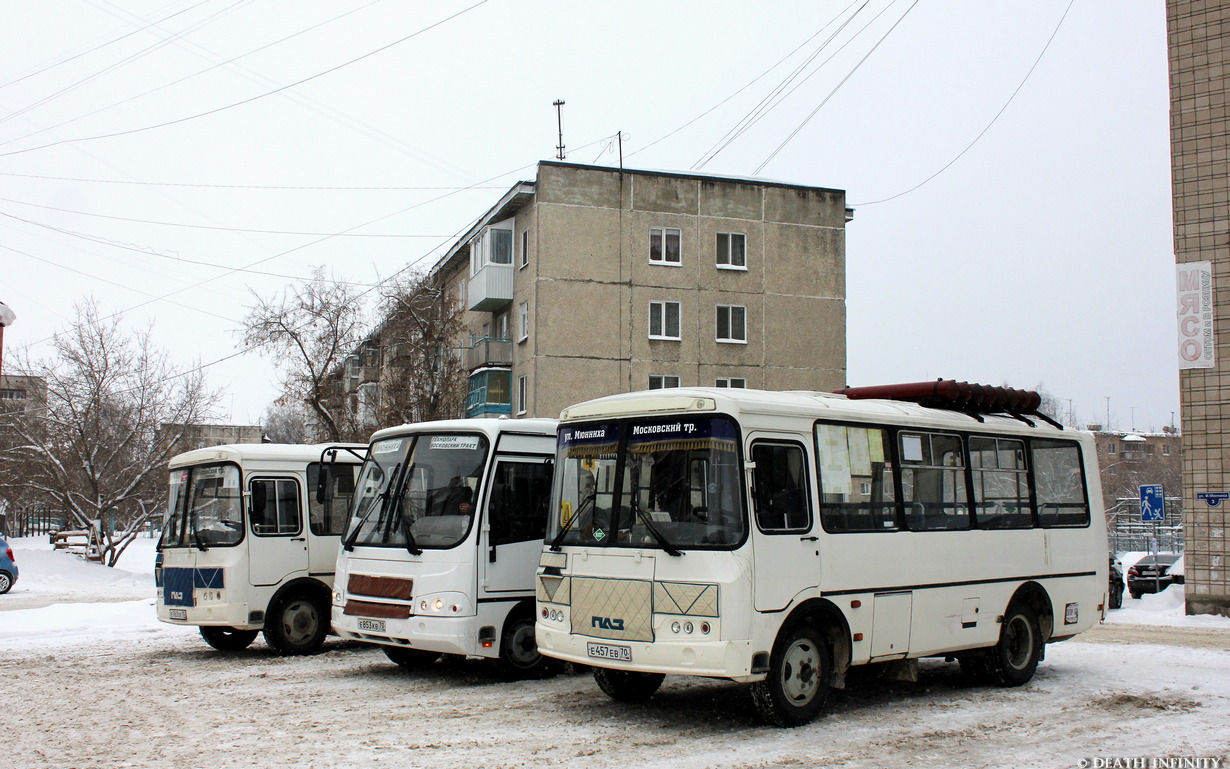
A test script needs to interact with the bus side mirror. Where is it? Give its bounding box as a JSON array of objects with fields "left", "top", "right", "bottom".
[
  {"left": 251, "top": 483, "right": 267, "bottom": 516},
  {"left": 316, "top": 467, "right": 331, "bottom": 505}
]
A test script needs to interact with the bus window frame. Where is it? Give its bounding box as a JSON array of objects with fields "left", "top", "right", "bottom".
[
  {"left": 248, "top": 476, "right": 304, "bottom": 538},
  {"left": 161, "top": 461, "right": 246, "bottom": 550},
  {"left": 749, "top": 439, "right": 814, "bottom": 535}
]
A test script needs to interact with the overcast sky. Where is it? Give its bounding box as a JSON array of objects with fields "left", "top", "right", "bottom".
[{"left": 0, "top": 1, "right": 1176, "bottom": 432}]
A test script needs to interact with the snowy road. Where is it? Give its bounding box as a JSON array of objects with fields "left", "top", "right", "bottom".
[{"left": 3, "top": 618, "right": 1228, "bottom": 769}]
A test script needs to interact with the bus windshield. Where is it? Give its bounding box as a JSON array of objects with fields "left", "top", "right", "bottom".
[
  {"left": 548, "top": 416, "right": 745, "bottom": 550},
  {"left": 160, "top": 464, "right": 244, "bottom": 549},
  {"left": 345, "top": 433, "right": 489, "bottom": 549}
]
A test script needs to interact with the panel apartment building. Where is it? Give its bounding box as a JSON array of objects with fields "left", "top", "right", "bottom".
[
  {"left": 428, "top": 161, "right": 850, "bottom": 420},
  {"left": 1169, "top": 0, "right": 1230, "bottom": 615}
]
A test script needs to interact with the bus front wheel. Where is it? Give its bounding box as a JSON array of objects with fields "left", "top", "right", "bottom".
[
  {"left": 497, "top": 613, "right": 561, "bottom": 680},
  {"left": 263, "top": 592, "right": 329, "bottom": 655},
  {"left": 593, "top": 667, "right": 664, "bottom": 702},
  {"left": 750, "top": 623, "right": 832, "bottom": 727},
  {"left": 200, "top": 626, "right": 258, "bottom": 651}
]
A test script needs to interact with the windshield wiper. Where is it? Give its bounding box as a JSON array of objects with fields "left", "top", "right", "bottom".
[
  {"left": 629, "top": 485, "right": 682, "bottom": 557},
  {"left": 188, "top": 513, "right": 208, "bottom": 551},
  {"left": 548, "top": 489, "right": 597, "bottom": 552},
  {"left": 342, "top": 462, "right": 399, "bottom": 552},
  {"left": 397, "top": 472, "right": 423, "bottom": 556}
]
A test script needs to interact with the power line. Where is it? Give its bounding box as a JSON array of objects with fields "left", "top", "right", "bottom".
[
  {"left": 851, "top": 0, "right": 1076, "bottom": 206},
  {"left": 0, "top": 194, "right": 454, "bottom": 238},
  {"left": 0, "top": 0, "right": 490, "bottom": 159},
  {"left": 0, "top": 170, "right": 504, "bottom": 192},
  {"left": 753, "top": 0, "right": 919, "bottom": 176}
]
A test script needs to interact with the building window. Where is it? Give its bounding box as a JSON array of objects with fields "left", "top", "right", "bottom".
[
  {"left": 716, "top": 378, "right": 746, "bottom": 388},
  {"left": 517, "top": 375, "right": 528, "bottom": 415},
  {"left": 519, "top": 229, "right": 529, "bottom": 269},
  {"left": 649, "top": 301, "right": 681, "bottom": 340},
  {"left": 716, "top": 305, "right": 747, "bottom": 343},
  {"left": 496, "top": 312, "right": 509, "bottom": 340},
  {"left": 716, "top": 232, "right": 746, "bottom": 269},
  {"left": 1108, "top": 443, "right": 1117, "bottom": 455},
  {"left": 649, "top": 227, "right": 681, "bottom": 265},
  {"left": 1163, "top": 444, "right": 1171, "bottom": 456},
  {"left": 491, "top": 228, "right": 513, "bottom": 264},
  {"left": 649, "top": 375, "right": 680, "bottom": 389},
  {"left": 518, "top": 301, "right": 529, "bottom": 342}
]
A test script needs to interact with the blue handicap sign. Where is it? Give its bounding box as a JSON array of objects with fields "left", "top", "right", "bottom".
[{"left": 1140, "top": 485, "right": 1165, "bottom": 522}]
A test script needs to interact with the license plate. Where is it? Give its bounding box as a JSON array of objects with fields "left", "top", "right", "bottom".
[
  {"left": 357, "top": 618, "right": 386, "bottom": 633},
  {"left": 587, "top": 642, "right": 632, "bottom": 662},
  {"left": 169, "top": 609, "right": 187, "bottom": 620}
]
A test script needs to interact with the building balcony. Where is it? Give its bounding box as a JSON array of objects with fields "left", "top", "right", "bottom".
[
  {"left": 468, "top": 262, "right": 513, "bottom": 312},
  {"left": 466, "top": 368, "right": 512, "bottom": 419},
  {"left": 466, "top": 337, "right": 513, "bottom": 371}
]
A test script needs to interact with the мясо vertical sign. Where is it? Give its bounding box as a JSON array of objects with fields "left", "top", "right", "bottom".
[{"left": 1177, "top": 260, "right": 1215, "bottom": 369}]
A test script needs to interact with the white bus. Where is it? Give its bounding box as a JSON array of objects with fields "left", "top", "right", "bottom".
[
  {"left": 535, "top": 383, "right": 1108, "bottom": 726},
  {"left": 332, "top": 418, "right": 559, "bottom": 679},
  {"left": 157, "top": 443, "right": 366, "bottom": 654}
]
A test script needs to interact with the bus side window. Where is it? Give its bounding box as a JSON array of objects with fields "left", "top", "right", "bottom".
[
  {"left": 815, "top": 424, "right": 898, "bottom": 532},
  {"left": 488, "top": 460, "right": 554, "bottom": 546},
  {"left": 308, "top": 463, "right": 357, "bottom": 537},
  {"left": 750, "top": 442, "right": 811, "bottom": 533},
  {"left": 1032, "top": 439, "right": 1090, "bottom": 527},
  {"left": 970, "top": 437, "right": 1031, "bottom": 529},
  {"left": 900, "top": 432, "right": 969, "bottom": 531}
]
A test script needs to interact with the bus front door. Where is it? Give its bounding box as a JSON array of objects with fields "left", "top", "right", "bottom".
[
  {"left": 748, "top": 438, "right": 820, "bottom": 612},
  {"left": 480, "top": 457, "right": 554, "bottom": 594},
  {"left": 246, "top": 477, "right": 306, "bottom": 587}
]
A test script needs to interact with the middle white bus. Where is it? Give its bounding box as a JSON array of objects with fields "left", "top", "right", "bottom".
[
  {"left": 535, "top": 384, "right": 1108, "bottom": 726},
  {"left": 332, "top": 417, "right": 559, "bottom": 679}
]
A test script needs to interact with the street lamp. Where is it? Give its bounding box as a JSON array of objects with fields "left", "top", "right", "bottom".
[{"left": 0, "top": 301, "right": 15, "bottom": 378}]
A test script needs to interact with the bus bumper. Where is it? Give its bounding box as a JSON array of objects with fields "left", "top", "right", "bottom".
[
  {"left": 332, "top": 607, "right": 475, "bottom": 657},
  {"left": 156, "top": 601, "right": 255, "bottom": 629},
  {"left": 535, "top": 623, "right": 759, "bottom": 681}
]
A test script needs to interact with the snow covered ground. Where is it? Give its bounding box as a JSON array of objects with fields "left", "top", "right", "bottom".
[{"left": 2, "top": 536, "right": 1228, "bottom": 769}]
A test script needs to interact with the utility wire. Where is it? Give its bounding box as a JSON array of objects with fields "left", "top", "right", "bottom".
[
  {"left": 0, "top": 0, "right": 213, "bottom": 92},
  {"left": 851, "top": 0, "right": 1076, "bottom": 206},
  {"left": 1, "top": 1, "right": 381, "bottom": 147},
  {"left": 753, "top": 0, "right": 919, "bottom": 175},
  {"left": 0, "top": 0, "right": 490, "bottom": 159},
  {"left": 0, "top": 170, "right": 504, "bottom": 192},
  {"left": 0, "top": 195, "right": 453, "bottom": 238},
  {"left": 692, "top": 1, "right": 869, "bottom": 170}
]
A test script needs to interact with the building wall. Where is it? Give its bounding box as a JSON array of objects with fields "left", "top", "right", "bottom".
[
  {"left": 1168, "top": 0, "right": 1230, "bottom": 615},
  {"left": 438, "top": 162, "right": 847, "bottom": 423}
]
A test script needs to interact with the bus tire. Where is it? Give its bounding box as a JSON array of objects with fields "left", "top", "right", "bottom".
[
  {"left": 263, "top": 592, "right": 329, "bottom": 655},
  {"left": 592, "top": 667, "right": 665, "bottom": 702},
  {"left": 200, "top": 626, "right": 259, "bottom": 651},
  {"left": 497, "top": 613, "right": 561, "bottom": 681},
  {"left": 383, "top": 645, "right": 441, "bottom": 668},
  {"left": 981, "top": 602, "right": 1042, "bottom": 686},
  {"left": 750, "top": 623, "right": 832, "bottom": 727}
]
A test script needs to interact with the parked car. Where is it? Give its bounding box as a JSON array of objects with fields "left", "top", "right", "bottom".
[
  {"left": 0, "top": 536, "right": 18, "bottom": 594},
  {"left": 1127, "top": 553, "right": 1183, "bottom": 599},
  {"left": 1108, "top": 556, "right": 1124, "bottom": 609}
]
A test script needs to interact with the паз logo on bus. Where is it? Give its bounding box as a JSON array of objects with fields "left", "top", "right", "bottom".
[{"left": 592, "top": 616, "right": 625, "bottom": 631}]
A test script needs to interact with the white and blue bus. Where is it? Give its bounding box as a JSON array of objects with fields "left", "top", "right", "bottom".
[
  {"left": 157, "top": 443, "right": 365, "bottom": 654},
  {"left": 332, "top": 418, "right": 559, "bottom": 679},
  {"left": 535, "top": 383, "right": 1108, "bottom": 726}
]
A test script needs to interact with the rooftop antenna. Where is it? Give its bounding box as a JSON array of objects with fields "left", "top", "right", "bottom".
[{"left": 553, "top": 100, "right": 566, "bottom": 160}]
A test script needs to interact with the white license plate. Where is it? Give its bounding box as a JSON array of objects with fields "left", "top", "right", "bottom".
[
  {"left": 357, "top": 618, "right": 386, "bottom": 633},
  {"left": 587, "top": 642, "right": 632, "bottom": 662},
  {"left": 169, "top": 609, "right": 187, "bottom": 620}
]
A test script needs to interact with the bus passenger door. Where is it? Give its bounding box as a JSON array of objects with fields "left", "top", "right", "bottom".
[
  {"left": 481, "top": 457, "right": 554, "bottom": 594},
  {"left": 247, "top": 477, "right": 305, "bottom": 587},
  {"left": 748, "top": 438, "right": 820, "bottom": 612}
]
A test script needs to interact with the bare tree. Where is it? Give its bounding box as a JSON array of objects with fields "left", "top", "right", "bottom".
[
  {"left": 0, "top": 299, "right": 221, "bottom": 566},
  {"left": 261, "top": 398, "right": 310, "bottom": 444},
  {"left": 375, "top": 271, "right": 468, "bottom": 427},
  {"left": 243, "top": 268, "right": 367, "bottom": 442}
]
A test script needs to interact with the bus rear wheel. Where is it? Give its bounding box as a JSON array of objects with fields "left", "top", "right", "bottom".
[
  {"left": 593, "top": 667, "right": 665, "bottom": 702},
  {"left": 263, "top": 592, "right": 329, "bottom": 655},
  {"left": 980, "top": 603, "right": 1042, "bottom": 686},
  {"left": 750, "top": 624, "right": 832, "bottom": 727},
  {"left": 200, "top": 626, "right": 259, "bottom": 651}
]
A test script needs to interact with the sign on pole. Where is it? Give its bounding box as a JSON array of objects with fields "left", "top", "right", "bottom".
[{"left": 1140, "top": 484, "right": 1165, "bottom": 522}]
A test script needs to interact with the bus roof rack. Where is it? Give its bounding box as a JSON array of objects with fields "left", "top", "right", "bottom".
[{"left": 835, "top": 379, "right": 1063, "bottom": 429}]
